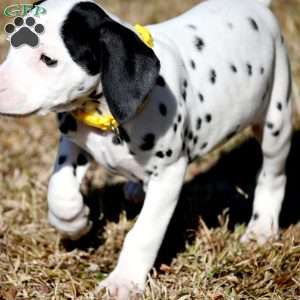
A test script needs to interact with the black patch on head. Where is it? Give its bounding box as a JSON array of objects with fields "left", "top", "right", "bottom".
[
  {"left": 140, "top": 133, "right": 155, "bottom": 151},
  {"left": 230, "top": 64, "right": 237, "bottom": 73},
  {"left": 58, "top": 155, "right": 67, "bottom": 165},
  {"left": 157, "top": 75, "right": 166, "bottom": 87},
  {"left": 119, "top": 126, "right": 131, "bottom": 143},
  {"left": 210, "top": 69, "right": 216, "bottom": 84},
  {"left": 59, "top": 114, "right": 77, "bottom": 134},
  {"left": 166, "top": 149, "right": 173, "bottom": 157},
  {"left": 62, "top": 2, "right": 160, "bottom": 123},
  {"left": 159, "top": 103, "right": 167, "bottom": 116},
  {"left": 247, "top": 63, "right": 252, "bottom": 76},
  {"left": 156, "top": 151, "right": 164, "bottom": 158},
  {"left": 190, "top": 60, "right": 196, "bottom": 70},
  {"left": 195, "top": 36, "right": 205, "bottom": 51},
  {"left": 205, "top": 114, "right": 212, "bottom": 123},
  {"left": 248, "top": 17, "right": 259, "bottom": 31},
  {"left": 77, "top": 153, "right": 88, "bottom": 166},
  {"left": 196, "top": 118, "right": 202, "bottom": 130}
]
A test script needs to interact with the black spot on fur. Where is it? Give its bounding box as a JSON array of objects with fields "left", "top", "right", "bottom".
[
  {"left": 159, "top": 103, "right": 167, "bottom": 116},
  {"left": 188, "top": 132, "right": 193, "bottom": 140},
  {"left": 59, "top": 114, "right": 77, "bottom": 134},
  {"left": 157, "top": 75, "right": 166, "bottom": 87},
  {"left": 58, "top": 155, "right": 67, "bottom": 165},
  {"left": 119, "top": 126, "right": 131, "bottom": 143},
  {"left": 146, "top": 170, "right": 153, "bottom": 176},
  {"left": 277, "top": 102, "right": 283, "bottom": 111},
  {"left": 198, "top": 93, "right": 204, "bottom": 102},
  {"left": 187, "top": 24, "right": 197, "bottom": 30},
  {"left": 183, "top": 80, "right": 188, "bottom": 88},
  {"left": 190, "top": 60, "right": 196, "bottom": 70},
  {"left": 195, "top": 36, "right": 205, "bottom": 51},
  {"left": 230, "top": 64, "right": 237, "bottom": 73},
  {"left": 112, "top": 135, "right": 122, "bottom": 145},
  {"left": 178, "top": 115, "right": 182, "bottom": 123},
  {"left": 210, "top": 69, "right": 216, "bottom": 84},
  {"left": 182, "top": 142, "right": 186, "bottom": 152},
  {"left": 253, "top": 212, "right": 259, "bottom": 220},
  {"left": 140, "top": 133, "right": 156, "bottom": 151},
  {"left": 260, "top": 67, "right": 264, "bottom": 75},
  {"left": 182, "top": 90, "right": 187, "bottom": 102},
  {"left": 201, "top": 142, "right": 208, "bottom": 150},
  {"left": 266, "top": 122, "right": 274, "bottom": 129},
  {"left": 273, "top": 130, "right": 280, "bottom": 137},
  {"left": 227, "top": 22, "right": 233, "bottom": 29},
  {"left": 247, "top": 63, "right": 252, "bottom": 76},
  {"left": 173, "top": 123, "right": 178, "bottom": 132},
  {"left": 73, "top": 164, "right": 77, "bottom": 176},
  {"left": 193, "top": 136, "right": 198, "bottom": 145},
  {"left": 166, "top": 149, "right": 173, "bottom": 157},
  {"left": 129, "top": 150, "right": 136, "bottom": 156},
  {"left": 205, "top": 114, "right": 212, "bottom": 123},
  {"left": 196, "top": 118, "right": 202, "bottom": 130},
  {"left": 248, "top": 17, "right": 259, "bottom": 31},
  {"left": 77, "top": 153, "right": 88, "bottom": 166},
  {"left": 156, "top": 151, "right": 164, "bottom": 158}
]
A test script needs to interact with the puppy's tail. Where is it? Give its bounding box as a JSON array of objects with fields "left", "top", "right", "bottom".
[{"left": 255, "top": 0, "right": 272, "bottom": 7}]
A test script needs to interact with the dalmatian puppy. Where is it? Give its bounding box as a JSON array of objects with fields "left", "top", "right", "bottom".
[{"left": 0, "top": 0, "right": 292, "bottom": 298}]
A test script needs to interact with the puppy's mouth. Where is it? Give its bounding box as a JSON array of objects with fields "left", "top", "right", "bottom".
[{"left": 0, "top": 108, "right": 41, "bottom": 118}]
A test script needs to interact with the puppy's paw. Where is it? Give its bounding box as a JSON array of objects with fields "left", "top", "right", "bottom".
[
  {"left": 241, "top": 214, "right": 278, "bottom": 244},
  {"left": 96, "top": 271, "right": 143, "bottom": 300},
  {"left": 123, "top": 181, "right": 145, "bottom": 204},
  {"left": 48, "top": 204, "right": 92, "bottom": 240}
]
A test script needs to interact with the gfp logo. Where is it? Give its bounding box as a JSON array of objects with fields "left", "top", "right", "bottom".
[{"left": 4, "top": 3, "right": 47, "bottom": 18}]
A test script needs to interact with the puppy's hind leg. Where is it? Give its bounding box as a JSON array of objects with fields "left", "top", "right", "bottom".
[{"left": 241, "top": 40, "right": 292, "bottom": 244}]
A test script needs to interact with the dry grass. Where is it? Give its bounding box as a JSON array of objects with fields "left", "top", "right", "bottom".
[{"left": 0, "top": 0, "right": 300, "bottom": 299}]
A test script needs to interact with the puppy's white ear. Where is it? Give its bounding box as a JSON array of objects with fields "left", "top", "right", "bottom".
[{"left": 99, "top": 22, "right": 160, "bottom": 124}]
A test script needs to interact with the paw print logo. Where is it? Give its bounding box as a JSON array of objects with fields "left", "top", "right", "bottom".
[{"left": 4, "top": 16, "right": 44, "bottom": 48}]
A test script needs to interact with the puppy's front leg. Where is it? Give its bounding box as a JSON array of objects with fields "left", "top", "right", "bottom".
[
  {"left": 98, "top": 156, "right": 188, "bottom": 299},
  {"left": 48, "top": 136, "right": 92, "bottom": 240}
]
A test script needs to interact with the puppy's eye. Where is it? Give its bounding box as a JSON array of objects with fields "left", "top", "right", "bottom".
[{"left": 40, "top": 54, "right": 58, "bottom": 67}]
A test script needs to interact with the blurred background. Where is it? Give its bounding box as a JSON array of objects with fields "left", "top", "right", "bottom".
[{"left": 0, "top": 0, "right": 300, "bottom": 299}]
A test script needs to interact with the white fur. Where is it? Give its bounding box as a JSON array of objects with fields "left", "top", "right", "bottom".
[{"left": 0, "top": 0, "right": 292, "bottom": 299}]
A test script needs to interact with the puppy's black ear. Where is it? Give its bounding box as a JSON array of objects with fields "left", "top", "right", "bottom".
[{"left": 99, "top": 22, "right": 160, "bottom": 123}]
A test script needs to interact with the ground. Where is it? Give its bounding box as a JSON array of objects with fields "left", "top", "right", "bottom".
[{"left": 0, "top": 0, "right": 300, "bottom": 299}]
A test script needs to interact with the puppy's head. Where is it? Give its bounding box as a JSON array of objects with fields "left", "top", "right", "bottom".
[{"left": 0, "top": 0, "right": 160, "bottom": 123}]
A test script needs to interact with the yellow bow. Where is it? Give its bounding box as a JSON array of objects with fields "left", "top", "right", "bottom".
[{"left": 72, "top": 24, "right": 153, "bottom": 132}]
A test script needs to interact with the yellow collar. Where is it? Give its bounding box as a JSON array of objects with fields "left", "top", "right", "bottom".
[{"left": 72, "top": 24, "right": 154, "bottom": 132}]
